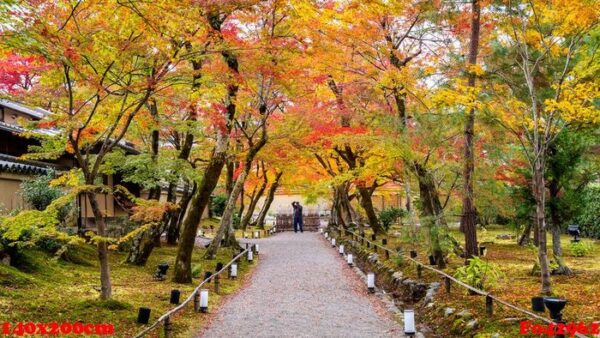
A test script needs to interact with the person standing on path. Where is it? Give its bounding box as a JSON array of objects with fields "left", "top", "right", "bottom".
[{"left": 292, "top": 201, "right": 304, "bottom": 233}]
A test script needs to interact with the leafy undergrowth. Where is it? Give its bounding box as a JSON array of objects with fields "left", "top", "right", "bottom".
[
  {"left": 0, "top": 243, "right": 256, "bottom": 337},
  {"left": 359, "top": 225, "right": 600, "bottom": 337}
]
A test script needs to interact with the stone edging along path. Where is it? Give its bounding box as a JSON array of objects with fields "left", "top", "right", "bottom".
[{"left": 197, "top": 232, "right": 405, "bottom": 338}]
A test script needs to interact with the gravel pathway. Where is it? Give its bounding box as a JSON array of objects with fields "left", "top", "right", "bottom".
[{"left": 198, "top": 232, "right": 404, "bottom": 338}]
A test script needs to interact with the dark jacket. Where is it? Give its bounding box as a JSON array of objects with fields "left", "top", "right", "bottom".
[{"left": 293, "top": 204, "right": 303, "bottom": 220}]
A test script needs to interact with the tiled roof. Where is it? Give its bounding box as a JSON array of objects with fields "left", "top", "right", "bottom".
[
  {"left": 0, "top": 98, "right": 50, "bottom": 120},
  {"left": 0, "top": 120, "right": 25, "bottom": 133},
  {"left": 0, "top": 154, "right": 57, "bottom": 175}
]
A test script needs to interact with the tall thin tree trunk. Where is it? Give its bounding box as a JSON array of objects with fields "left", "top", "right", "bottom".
[
  {"left": 253, "top": 171, "right": 282, "bottom": 228},
  {"left": 548, "top": 180, "right": 571, "bottom": 275},
  {"left": 460, "top": 0, "right": 481, "bottom": 260},
  {"left": 205, "top": 132, "right": 267, "bottom": 258},
  {"left": 403, "top": 170, "right": 419, "bottom": 248},
  {"left": 241, "top": 176, "right": 267, "bottom": 230},
  {"left": 87, "top": 192, "right": 112, "bottom": 299},
  {"left": 205, "top": 170, "right": 247, "bottom": 259},
  {"left": 518, "top": 222, "right": 532, "bottom": 246},
  {"left": 414, "top": 165, "right": 446, "bottom": 269},
  {"left": 533, "top": 160, "right": 551, "bottom": 294}
]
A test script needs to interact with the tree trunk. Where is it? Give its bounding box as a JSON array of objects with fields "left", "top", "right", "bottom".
[
  {"left": 173, "top": 134, "right": 229, "bottom": 283},
  {"left": 460, "top": 0, "right": 481, "bottom": 261},
  {"left": 241, "top": 175, "right": 267, "bottom": 230},
  {"left": 253, "top": 171, "right": 282, "bottom": 228},
  {"left": 414, "top": 167, "right": 445, "bottom": 268},
  {"left": 403, "top": 171, "right": 419, "bottom": 247},
  {"left": 548, "top": 180, "right": 571, "bottom": 275},
  {"left": 518, "top": 222, "right": 532, "bottom": 246},
  {"left": 126, "top": 182, "right": 177, "bottom": 266},
  {"left": 174, "top": 11, "right": 240, "bottom": 281},
  {"left": 87, "top": 191, "right": 112, "bottom": 299},
  {"left": 357, "top": 186, "right": 384, "bottom": 234},
  {"left": 205, "top": 170, "right": 247, "bottom": 259},
  {"left": 166, "top": 181, "right": 195, "bottom": 245},
  {"left": 336, "top": 183, "right": 357, "bottom": 226},
  {"left": 533, "top": 161, "right": 552, "bottom": 294},
  {"left": 237, "top": 185, "right": 245, "bottom": 223},
  {"left": 226, "top": 161, "right": 235, "bottom": 195}
]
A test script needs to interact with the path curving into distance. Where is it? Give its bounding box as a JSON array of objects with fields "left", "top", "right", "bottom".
[{"left": 198, "top": 232, "right": 404, "bottom": 338}]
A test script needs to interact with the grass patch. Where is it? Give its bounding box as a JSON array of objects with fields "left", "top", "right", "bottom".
[{"left": 0, "top": 242, "right": 257, "bottom": 337}]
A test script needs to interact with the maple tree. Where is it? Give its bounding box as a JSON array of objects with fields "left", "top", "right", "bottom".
[
  {"left": 486, "top": 0, "right": 599, "bottom": 294},
  {"left": 1, "top": 0, "right": 180, "bottom": 298},
  {"left": 1, "top": 0, "right": 598, "bottom": 302}
]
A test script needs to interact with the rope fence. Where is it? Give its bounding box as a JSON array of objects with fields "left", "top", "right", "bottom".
[
  {"left": 333, "top": 228, "right": 587, "bottom": 338},
  {"left": 133, "top": 245, "right": 255, "bottom": 338}
]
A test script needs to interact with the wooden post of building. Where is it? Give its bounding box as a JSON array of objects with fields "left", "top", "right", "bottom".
[
  {"left": 486, "top": 295, "right": 493, "bottom": 317},
  {"left": 164, "top": 316, "right": 172, "bottom": 338},
  {"left": 444, "top": 277, "right": 451, "bottom": 294}
]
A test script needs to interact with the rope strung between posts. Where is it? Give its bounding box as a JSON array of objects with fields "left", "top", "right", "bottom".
[
  {"left": 133, "top": 246, "right": 252, "bottom": 338},
  {"left": 341, "top": 229, "right": 588, "bottom": 338}
]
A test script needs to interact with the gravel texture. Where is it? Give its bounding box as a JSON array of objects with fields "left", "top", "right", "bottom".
[{"left": 198, "top": 232, "right": 404, "bottom": 338}]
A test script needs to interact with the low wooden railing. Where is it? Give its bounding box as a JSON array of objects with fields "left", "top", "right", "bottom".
[
  {"left": 133, "top": 245, "right": 255, "bottom": 338},
  {"left": 334, "top": 228, "right": 587, "bottom": 338}
]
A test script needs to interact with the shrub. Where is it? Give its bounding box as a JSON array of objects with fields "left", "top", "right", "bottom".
[
  {"left": 378, "top": 207, "right": 406, "bottom": 232},
  {"left": 575, "top": 186, "right": 600, "bottom": 239},
  {"left": 454, "top": 256, "right": 504, "bottom": 291},
  {"left": 569, "top": 241, "right": 593, "bottom": 257},
  {"left": 210, "top": 194, "right": 228, "bottom": 217},
  {"left": 191, "top": 264, "right": 203, "bottom": 278},
  {"left": 20, "top": 170, "right": 62, "bottom": 211},
  {"left": 20, "top": 170, "right": 74, "bottom": 225}
]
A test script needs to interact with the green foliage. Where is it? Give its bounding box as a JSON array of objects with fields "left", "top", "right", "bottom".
[
  {"left": 378, "top": 207, "right": 406, "bottom": 232},
  {"left": 191, "top": 264, "right": 203, "bottom": 278},
  {"left": 0, "top": 191, "right": 82, "bottom": 261},
  {"left": 454, "top": 256, "right": 504, "bottom": 291},
  {"left": 20, "top": 170, "right": 62, "bottom": 211},
  {"left": 391, "top": 253, "right": 405, "bottom": 267},
  {"left": 569, "top": 241, "right": 593, "bottom": 257},
  {"left": 576, "top": 186, "right": 600, "bottom": 238},
  {"left": 210, "top": 194, "right": 228, "bottom": 217}
]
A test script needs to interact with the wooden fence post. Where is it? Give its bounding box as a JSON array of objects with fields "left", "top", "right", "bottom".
[
  {"left": 486, "top": 295, "right": 493, "bottom": 316},
  {"left": 164, "top": 316, "right": 172, "bottom": 338},
  {"left": 444, "top": 277, "right": 451, "bottom": 294},
  {"left": 194, "top": 291, "right": 200, "bottom": 312},
  {"left": 214, "top": 274, "right": 220, "bottom": 294},
  {"left": 416, "top": 264, "right": 422, "bottom": 278}
]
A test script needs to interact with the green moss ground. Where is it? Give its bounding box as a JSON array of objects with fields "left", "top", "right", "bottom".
[
  {"left": 355, "top": 225, "right": 600, "bottom": 337},
  {"left": 0, "top": 243, "right": 256, "bottom": 337}
]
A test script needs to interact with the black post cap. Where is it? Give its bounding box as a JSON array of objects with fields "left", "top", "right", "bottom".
[
  {"left": 204, "top": 271, "right": 212, "bottom": 282},
  {"left": 137, "top": 307, "right": 151, "bottom": 324},
  {"left": 170, "top": 289, "right": 181, "bottom": 305},
  {"left": 216, "top": 262, "right": 224, "bottom": 271}
]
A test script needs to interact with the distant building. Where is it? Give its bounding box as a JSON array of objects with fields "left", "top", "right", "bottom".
[{"left": 0, "top": 99, "right": 148, "bottom": 233}]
